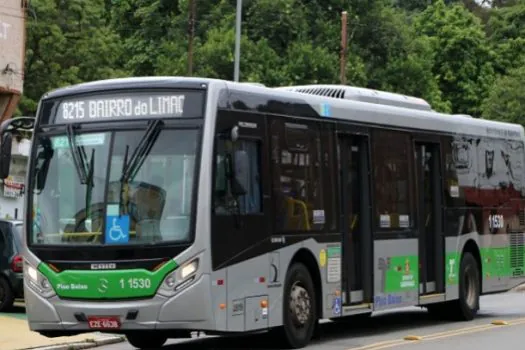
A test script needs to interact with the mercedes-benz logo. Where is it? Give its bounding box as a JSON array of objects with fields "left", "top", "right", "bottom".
[{"left": 98, "top": 278, "right": 109, "bottom": 293}]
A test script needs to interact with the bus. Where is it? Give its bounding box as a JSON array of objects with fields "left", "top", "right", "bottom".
[{"left": 1, "top": 77, "right": 524, "bottom": 349}]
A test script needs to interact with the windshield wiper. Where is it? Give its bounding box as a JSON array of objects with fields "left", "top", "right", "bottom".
[
  {"left": 120, "top": 120, "right": 164, "bottom": 183},
  {"left": 119, "top": 145, "right": 129, "bottom": 215},
  {"left": 85, "top": 149, "right": 95, "bottom": 220},
  {"left": 66, "top": 124, "right": 89, "bottom": 184}
]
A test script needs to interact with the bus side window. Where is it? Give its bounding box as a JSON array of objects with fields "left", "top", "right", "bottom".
[{"left": 213, "top": 138, "right": 262, "bottom": 215}]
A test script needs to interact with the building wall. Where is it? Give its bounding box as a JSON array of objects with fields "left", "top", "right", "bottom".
[{"left": 0, "top": 0, "right": 26, "bottom": 122}]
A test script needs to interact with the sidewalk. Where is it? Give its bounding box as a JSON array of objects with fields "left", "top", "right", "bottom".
[{"left": 0, "top": 313, "right": 125, "bottom": 350}]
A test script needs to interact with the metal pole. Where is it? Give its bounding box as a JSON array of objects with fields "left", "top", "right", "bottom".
[
  {"left": 234, "top": 0, "right": 242, "bottom": 82},
  {"left": 340, "top": 11, "right": 348, "bottom": 85},
  {"left": 188, "top": 0, "right": 196, "bottom": 76}
]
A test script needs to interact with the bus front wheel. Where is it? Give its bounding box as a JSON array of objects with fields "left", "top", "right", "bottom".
[
  {"left": 125, "top": 332, "right": 167, "bottom": 349},
  {"left": 278, "top": 262, "right": 317, "bottom": 349}
]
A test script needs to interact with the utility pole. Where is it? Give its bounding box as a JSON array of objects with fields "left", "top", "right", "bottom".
[
  {"left": 233, "top": 0, "right": 242, "bottom": 82},
  {"left": 340, "top": 11, "right": 348, "bottom": 85},
  {"left": 188, "top": 0, "right": 197, "bottom": 76}
]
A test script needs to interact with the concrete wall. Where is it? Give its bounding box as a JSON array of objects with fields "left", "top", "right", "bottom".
[{"left": 0, "top": 0, "right": 26, "bottom": 121}]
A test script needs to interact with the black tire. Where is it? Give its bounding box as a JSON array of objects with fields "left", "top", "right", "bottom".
[
  {"left": 277, "top": 262, "right": 318, "bottom": 349},
  {"left": 0, "top": 277, "right": 14, "bottom": 312},
  {"left": 427, "top": 252, "right": 480, "bottom": 321},
  {"left": 126, "top": 333, "right": 167, "bottom": 349},
  {"left": 452, "top": 251, "right": 480, "bottom": 321}
]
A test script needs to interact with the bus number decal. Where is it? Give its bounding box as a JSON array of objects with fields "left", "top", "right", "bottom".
[
  {"left": 62, "top": 101, "right": 86, "bottom": 120},
  {"left": 488, "top": 214, "right": 504, "bottom": 229},
  {"left": 119, "top": 278, "right": 152, "bottom": 289}
]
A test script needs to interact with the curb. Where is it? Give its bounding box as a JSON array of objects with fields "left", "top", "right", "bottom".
[{"left": 19, "top": 335, "right": 126, "bottom": 350}]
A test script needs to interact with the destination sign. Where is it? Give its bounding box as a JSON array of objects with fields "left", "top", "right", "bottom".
[{"left": 53, "top": 91, "right": 204, "bottom": 124}]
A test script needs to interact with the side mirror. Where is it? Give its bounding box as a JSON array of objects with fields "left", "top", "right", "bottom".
[
  {"left": 35, "top": 138, "right": 54, "bottom": 192},
  {"left": 230, "top": 126, "right": 239, "bottom": 142},
  {"left": 0, "top": 116, "right": 35, "bottom": 180},
  {"left": 233, "top": 150, "right": 249, "bottom": 196},
  {"left": 0, "top": 132, "right": 13, "bottom": 179},
  {"left": 225, "top": 153, "right": 246, "bottom": 198}
]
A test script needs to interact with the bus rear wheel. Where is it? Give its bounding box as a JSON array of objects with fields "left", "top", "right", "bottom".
[
  {"left": 125, "top": 332, "right": 167, "bottom": 349},
  {"left": 429, "top": 251, "right": 480, "bottom": 321},
  {"left": 454, "top": 251, "right": 480, "bottom": 320},
  {"left": 278, "top": 262, "right": 317, "bottom": 349}
]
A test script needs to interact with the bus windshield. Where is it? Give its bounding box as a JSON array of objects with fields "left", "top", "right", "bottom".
[{"left": 29, "top": 127, "right": 199, "bottom": 246}]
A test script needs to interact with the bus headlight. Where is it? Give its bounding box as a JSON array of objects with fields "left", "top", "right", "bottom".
[
  {"left": 158, "top": 258, "right": 199, "bottom": 297},
  {"left": 24, "top": 262, "right": 56, "bottom": 298}
]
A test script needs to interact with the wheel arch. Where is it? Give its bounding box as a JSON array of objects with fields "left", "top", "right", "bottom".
[
  {"left": 461, "top": 239, "right": 482, "bottom": 293},
  {"left": 289, "top": 248, "right": 323, "bottom": 318}
]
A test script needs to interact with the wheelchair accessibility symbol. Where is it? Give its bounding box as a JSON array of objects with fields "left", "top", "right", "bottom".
[{"left": 105, "top": 215, "right": 130, "bottom": 244}]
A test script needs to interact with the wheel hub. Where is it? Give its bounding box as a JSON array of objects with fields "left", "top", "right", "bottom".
[{"left": 289, "top": 282, "right": 311, "bottom": 327}]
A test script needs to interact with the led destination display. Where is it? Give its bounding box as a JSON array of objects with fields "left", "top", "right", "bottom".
[{"left": 53, "top": 90, "right": 204, "bottom": 123}]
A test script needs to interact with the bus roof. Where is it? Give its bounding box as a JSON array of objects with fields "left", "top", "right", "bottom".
[
  {"left": 42, "top": 76, "right": 218, "bottom": 100},
  {"left": 41, "top": 76, "right": 525, "bottom": 141}
]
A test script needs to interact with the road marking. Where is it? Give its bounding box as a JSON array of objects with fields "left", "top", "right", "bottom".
[
  {"left": 491, "top": 320, "right": 509, "bottom": 325},
  {"left": 346, "top": 317, "right": 525, "bottom": 350},
  {"left": 403, "top": 336, "right": 422, "bottom": 341}
]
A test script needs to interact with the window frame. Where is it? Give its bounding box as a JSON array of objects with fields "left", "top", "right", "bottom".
[
  {"left": 212, "top": 135, "right": 264, "bottom": 216},
  {"left": 269, "top": 116, "right": 336, "bottom": 234}
]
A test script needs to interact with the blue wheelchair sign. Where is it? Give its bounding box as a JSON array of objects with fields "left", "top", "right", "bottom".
[
  {"left": 332, "top": 296, "right": 341, "bottom": 316},
  {"left": 105, "top": 215, "right": 130, "bottom": 244}
]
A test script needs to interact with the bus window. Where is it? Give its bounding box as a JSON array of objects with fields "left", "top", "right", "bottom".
[
  {"left": 372, "top": 129, "right": 414, "bottom": 229},
  {"left": 270, "top": 118, "right": 327, "bottom": 232},
  {"left": 213, "top": 138, "right": 262, "bottom": 215}
]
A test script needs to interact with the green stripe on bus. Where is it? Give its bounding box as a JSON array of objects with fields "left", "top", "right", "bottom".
[
  {"left": 480, "top": 246, "right": 513, "bottom": 278},
  {"left": 446, "top": 247, "right": 517, "bottom": 286},
  {"left": 39, "top": 260, "right": 177, "bottom": 299}
]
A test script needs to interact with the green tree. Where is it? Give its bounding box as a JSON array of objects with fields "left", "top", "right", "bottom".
[
  {"left": 481, "top": 66, "right": 525, "bottom": 124},
  {"left": 415, "top": 0, "right": 495, "bottom": 116},
  {"left": 18, "top": 0, "right": 127, "bottom": 115},
  {"left": 485, "top": 0, "right": 525, "bottom": 75}
]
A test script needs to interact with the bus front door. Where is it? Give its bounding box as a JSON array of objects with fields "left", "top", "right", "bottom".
[
  {"left": 415, "top": 142, "right": 445, "bottom": 296},
  {"left": 338, "top": 134, "right": 373, "bottom": 305}
]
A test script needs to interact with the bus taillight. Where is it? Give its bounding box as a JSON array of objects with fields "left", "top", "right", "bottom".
[{"left": 11, "top": 255, "right": 23, "bottom": 273}]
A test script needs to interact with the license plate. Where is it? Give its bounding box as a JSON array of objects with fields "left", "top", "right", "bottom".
[{"left": 87, "top": 316, "right": 121, "bottom": 330}]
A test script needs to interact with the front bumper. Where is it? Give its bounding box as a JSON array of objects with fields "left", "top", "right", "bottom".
[{"left": 25, "top": 274, "right": 214, "bottom": 332}]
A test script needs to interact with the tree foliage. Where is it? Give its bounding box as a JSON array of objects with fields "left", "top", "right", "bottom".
[{"left": 16, "top": 0, "right": 525, "bottom": 126}]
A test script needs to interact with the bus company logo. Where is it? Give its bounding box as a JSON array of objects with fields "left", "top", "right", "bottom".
[
  {"left": 98, "top": 278, "right": 109, "bottom": 294},
  {"left": 91, "top": 263, "right": 117, "bottom": 270}
]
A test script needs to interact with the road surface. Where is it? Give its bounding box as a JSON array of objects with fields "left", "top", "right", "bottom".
[{"left": 79, "top": 292, "right": 525, "bottom": 350}]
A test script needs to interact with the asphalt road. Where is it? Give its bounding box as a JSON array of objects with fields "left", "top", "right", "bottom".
[{"left": 97, "top": 292, "right": 525, "bottom": 350}]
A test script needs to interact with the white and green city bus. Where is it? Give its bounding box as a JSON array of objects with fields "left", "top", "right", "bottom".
[{"left": 1, "top": 77, "right": 525, "bottom": 349}]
